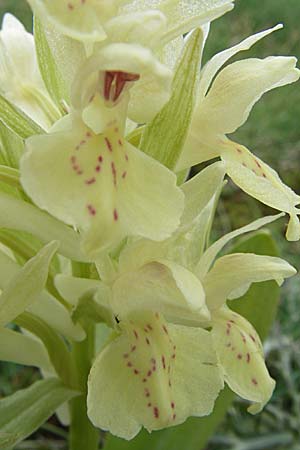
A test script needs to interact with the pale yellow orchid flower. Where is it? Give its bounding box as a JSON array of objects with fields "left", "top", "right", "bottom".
[{"left": 176, "top": 25, "right": 300, "bottom": 241}]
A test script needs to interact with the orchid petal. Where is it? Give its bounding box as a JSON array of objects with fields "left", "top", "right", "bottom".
[
  {"left": 196, "top": 213, "right": 285, "bottom": 279},
  {"left": 198, "top": 24, "right": 283, "bottom": 99},
  {"left": 0, "top": 327, "right": 52, "bottom": 371},
  {"left": 212, "top": 307, "right": 275, "bottom": 413},
  {"left": 112, "top": 260, "right": 209, "bottom": 325},
  {"left": 88, "top": 312, "right": 223, "bottom": 439},
  {"left": 203, "top": 253, "right": 296, "bottom": 311},
  {"left": 27, "top": 0, "right": 124, "bottom": 43},
  {"left": 21, "top": 115, "right": 183, "bottom": 257},
  {"left": 221, "top": 141, "right": 300, "bottom": 241},
  {"left": 196, "top": 57, "right": 300, "bottom": 136},
  {"left": 122, "top": 0, "right": 234, "bottom": 45}
]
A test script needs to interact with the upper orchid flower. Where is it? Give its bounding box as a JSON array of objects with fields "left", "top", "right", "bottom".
[
  {"left": 20, "top": 42, "right": 184, "bottom": 258},
  {"left": 26, "top": 0, "right": 234, "bottom": 48},
  {"left": 0, "top": 14, "right": 61, "bottom": 129},
  {"left": 176, "top": 25, "right": 300, "bottom": 241}
]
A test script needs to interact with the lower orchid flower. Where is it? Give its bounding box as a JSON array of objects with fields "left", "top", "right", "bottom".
[
  {"left": 175, "top": 24, "right": 300, "bottom": 240},
  {"left": 55, "top": 256, "right": 224, "bottom": 439}
]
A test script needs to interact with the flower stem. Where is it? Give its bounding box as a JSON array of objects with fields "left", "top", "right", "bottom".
[{"left": 69, "top": 324, "right": 99, "bottom": 450}]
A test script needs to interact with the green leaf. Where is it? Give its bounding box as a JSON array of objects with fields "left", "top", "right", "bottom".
[
  {"left": 0, "top": 240, "right": 59, "bottom": 326},
  {"left": 140, "top": 29, "right": 203, "bottom": 170},
  {"left": 0, "top": 432, "right": 18, "bottom": 448},
  {"left": 0, "top": 94, "right": 44, "bottom": 139},
  {"left": 0, "top": 121, "right": 24, "bottom": 169},
  {"left": 34, "top": 17, "right": 68, "bottom": 113},
  {"left": 0, "top": 192, "right": 89, "bottom": 262},
  {"left": 0, "top": 165, "right": 22, "bottom": 189},
  {"left": 0, "top": 378, "right": 79, "bottom": 449},
  {"left": 104, "top": 232, "right": 280, "bottom": 450},
  {"left": 15, "top": 312, "right": 76, "bottom": 387}
]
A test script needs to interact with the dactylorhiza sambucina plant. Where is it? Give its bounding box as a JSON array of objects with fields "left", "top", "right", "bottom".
[{"left": 0, "top": 1, "right": 299, "bottom": 449}]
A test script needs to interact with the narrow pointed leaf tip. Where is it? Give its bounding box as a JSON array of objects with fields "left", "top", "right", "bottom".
[
  {"left": 0, "top": 240, "right": 59, "bottom": 326},
  {"left": 140, "top": 28, "right": 204, "bottom": 169},
  {"left": 0, "top": 378, "right": 78, "bottom": 449}
]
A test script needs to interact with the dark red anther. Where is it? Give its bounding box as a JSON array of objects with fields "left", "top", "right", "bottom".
[{"left": 104, "top": 71, "right": 140, "bottom": 102}]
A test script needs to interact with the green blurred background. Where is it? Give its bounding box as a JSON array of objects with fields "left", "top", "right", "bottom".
[{"left": 0, "top": 0, "right": 300, "bottom": 449}]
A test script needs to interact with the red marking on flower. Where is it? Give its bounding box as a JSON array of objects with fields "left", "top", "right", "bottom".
[
  {"left": 75, "top": 145, "right": 80, "bottom": 151},
  {"left": 240, "top": 332, "right": 246, "bottom": 344},
  {"left": 113, "top": 209, "right": 119, "bottom": 221},
  {"left": 125, "top": 154, "right": 129, "bottom": 162},
  {"left": 111, "top": 162, "right": 117, "bottom": 187},
  {"left": 127, "top": 362, "right": 132, "bottom": 368},
  {"left": 246, "top": 353, "right": 251, "bottom": 363},
  {"left": 104, "top": 72, "right": 115, "bottom": 101},
  {"left": 262, "top": 173, "right": 267, "bottom": 178},
  {"left": 168, "top": 379, "right": 172, "bottom": 387},
  {"left": 237, "top": 354, "right": 243, "bottom": 360},
  {"left": 70, "top": 156, "right": 76, "bottom": 164},
  {"left": 123, "top": 353, "right": 129, "bottom": 359},
  {"left": 146, "top": 338, "right": 150, "bottom": 345},
  {"left": 252, "top": 378, "right": 258, "bottom": 386},
  {"left": 98, "top": 155, "right": 103, "bottom": 163},
  {"left": 146, "top": 324, "right": 153, "bottom": 331},
  {"left": 226, "top": 329, "right": 231, "bottom": 336},
  {"left": 142, "top": 378, "right": 147, "bottom": 383},
  {"left": 250, "top": 335, "right": 256, "bottom": 343},
  {"left": 122, "top": 171, "right": 127, "bottom": 179},
  {"left": 171, "top": 353, "right": 176, "bottom": 359},
  {"left": 85, "top": 177, "right": 96, "bottom": 185},
  {"left": 162, "top": 356, "right": 166, "bottom": 370},
  {"left": 133, "top": 330, "right": 138, "bottom": 339},
  {"left": 151, "top": 358, "right": 156, "bottom": 364},
  {"left": 255, "top": 159, "right": 262, "bottom": 168},
  {"left": 80, "top": 140, "right": 86, "bottom": 146},
  {"left": 242, "top": 162, "right": 247, "bottom": 168},
  {"left": 147, "top": 370, "right": 152, "bottom": 377},
  {"left": 229, "top": 320, "right": 236, "bottom": 324},
  {"left": 226, "top": 343, "right": 231, "bottom": 348},
  {"left": 145, "top": 388, "right": 150, "bottom": 397},
  {"left": 105, "top": 137, "right": 113, "bottom": 152},
  {"left": 153, "top": 407, "right": 159, "bottom": 418},
  {"left": 152, "top": 365, "right": 156, "bottom": 371},
  {"left": 171, "top": 402, "right": 175, "bottom": 409},
  {"left": 147, "top": 402, "right": 152, "bottom": 407},
  {"left": 118, "top": 139, "right": 123, "bottom": 146},
  {"left": 95, "top": 165, "right": 101, "bottom": 172},
  {"left": 134, "top": 369, "right": 139, "bottom": 375},
  {"left": 131, "top": 346, "right": 136, "bottom": 352},
  {"left": 67, "top": 3, "right": 74, "bottom": 10},
  {"left": 87, "top": 205, "right": 96, "bottom": 216},
  {"left": 89, "top": 94, "right": 95, "bottom": 104},
  {"left": 173, "top": 414, "right": 176, "bottom": 420},
  {"left": 162, "top": 325, "right": 168, "bottom": 335},
  {"left": 236, "top": 147, "right": 242, "bottom": 154},
  {"left": 104, "top": 71, "right": 140, "bottom": 102}
]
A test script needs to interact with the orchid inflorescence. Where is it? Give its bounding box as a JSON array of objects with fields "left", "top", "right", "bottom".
[{"left": 0, "top": 0, "right": 299, "bottom": 447}]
